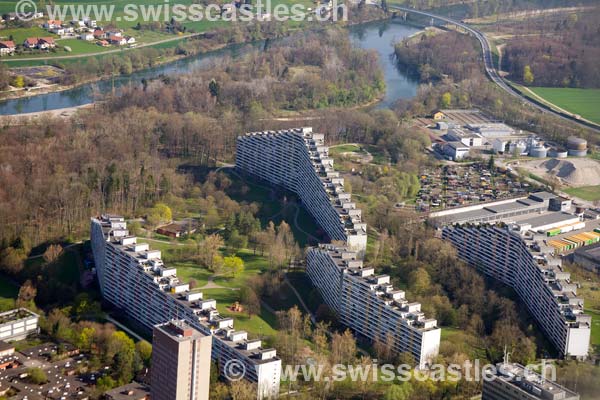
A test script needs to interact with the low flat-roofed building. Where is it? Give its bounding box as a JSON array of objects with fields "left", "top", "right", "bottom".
[
  {"left": 442, "top": 141, "right": 470, "bottom": 161},
  {"left": 446, "top": 128, "right": 484, "bottom": 147},
  {"left": 483, "top": 362, "right": 579, "bottom": 400},
  {"left": 105, "top": 382, "right": 150, "bottom": 400},
  {"left": 0, "top": 342, "right": 15, "bottom": 358},
  {"left": 429, "top": 192, "right": 558, "bottom": 227},
  {"left": 156, "top": 222, "right": 196, "bottom": 238},
  {"left": 515, "top": 212, "right": 580, "bottom": 232},
  {"left": 466, "top": 123, "right": 515, "bottom": 138},
  {"left": 0, "top": 308, "right": 39, "bottom": 341}
]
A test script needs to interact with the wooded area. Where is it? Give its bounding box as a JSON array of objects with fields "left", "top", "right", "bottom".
[{"left": 502, "top": 9, "right": 600, "bottom": 88}]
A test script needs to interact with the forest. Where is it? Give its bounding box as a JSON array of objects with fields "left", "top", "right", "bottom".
[
  {"left": 501, "top": 9, "right": 600, "bottom": 88},
  {"left": 0, "top": 28, "right": 384, "bottom": 251}
]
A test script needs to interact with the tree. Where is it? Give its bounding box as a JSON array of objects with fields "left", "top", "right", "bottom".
[
  {"left": 523, "top": 65, "right": 534, "bottom": 85},
  {"left": 135, "top": 340, "right": 152, "bottom": 367},
  {"left": 197, "top": 234, "right": 224, "bottom": 270},
  {"left": 384, "top": 382, "right": 413, "bottom": 400},
  {"left": 330, "top": 329, "right": 356, "bottom": 365},
  {"left": 229, "top": 380, "right": 256, "bottom": 400},
  {"left": 96, "top": 375, "right": 117, "bottom": 391},
  {"left": 11, "top": 75, "right": 25, "bottom": 88},
  {"left": 43, "top": 244, "right": 63, "bottom": 263},
  {"left": 223, "top": 255, "right": 244, "bottom": 278},
  {"left": 239, "top": 286, "right": 260, "bottom": 317},
  {"left": 189, "top": 278, "right": 198, "bottom": 289},
  {"left": 17, "top": 280, "right": 37, "bottom": 304},
  {"left": 441, "top": 92, "right": 452, "bottom": 108},
  {"left": 26, "top": 368, "right": 47, "bottom": 384},
  {"left": 0, "top": 247, "right": 26, "bottom": 275},
  {"left": 209, "top": 79, "right": 220, "bottom": 98},
  {"left": 106, "top": 331, "right": 136, "bottom": 383},
  {"left": 408, "top": 268, "right": 431, "bottom": 295}
]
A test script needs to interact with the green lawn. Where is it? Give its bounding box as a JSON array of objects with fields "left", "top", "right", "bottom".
[
  {"left": 586, "top": 309, "right": 600, "bottom": 348},
  {"left": 202, "top": 288, "right": 278, "bottom": 338},
  {"left": 214, "top": 249, "right": 268, "bottom": 289},
  {"left": 0, "top": 27, "right": 54, "bottom": 43},
  {"left": 329, "top": 144, "right": 362, "bottom": 156},
  {"left": 57, "top": 38, "right": 114, "bottom": 55},
  {"left": 170, "top": 261, "right": 211, "bottom": 288},
  {"left": 529, "top": 87, "right": 600, "bottom": 125},
  {"left": 564, "top": 185, "right": 600, "bottom": 202}
]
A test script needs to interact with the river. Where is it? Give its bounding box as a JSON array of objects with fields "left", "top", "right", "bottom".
[{"left": 0, "top": 20, "right": 420, "bottom": 115}]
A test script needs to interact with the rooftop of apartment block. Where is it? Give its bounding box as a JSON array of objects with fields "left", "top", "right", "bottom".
[
  {"left": 95, "top": 215, "right": 280, "bottom": 365},
  {"left": 486, "top": 362, "right": 579, "bottom": 400},
  {"left": 315, "top": 244, "right": 438, "bottom": 332}
]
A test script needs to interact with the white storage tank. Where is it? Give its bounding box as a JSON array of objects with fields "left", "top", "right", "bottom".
[{"left": 529, "top": 146, "right": 548, "bottom": 158}]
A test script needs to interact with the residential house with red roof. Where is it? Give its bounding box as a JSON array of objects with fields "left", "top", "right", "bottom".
[{"left": 0, "top": 41, "right": 15, "bottom": 56}]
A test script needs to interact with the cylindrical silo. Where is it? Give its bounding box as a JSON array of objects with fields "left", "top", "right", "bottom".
[
  {"left": 529, "top": 146, "right": 548, "bottom": 158},
  {"left": 567, "top": 136, "right": 587, "bottom": 151}
]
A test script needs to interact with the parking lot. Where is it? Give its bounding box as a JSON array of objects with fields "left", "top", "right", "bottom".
[{"left": 0, "top": 342, "right": 104, "bottom": 399}]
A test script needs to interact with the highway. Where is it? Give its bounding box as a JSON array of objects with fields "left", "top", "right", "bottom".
[{"left": 389, "top": 5, "right": 600, "bottom": 133}]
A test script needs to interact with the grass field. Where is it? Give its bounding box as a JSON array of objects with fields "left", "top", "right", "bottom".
[
  {"left": 585, "top": 309, "right": 600, "bottom": 348},
  {"left": 529, "top": 87, "right": 600, "bottom": 125},
  {"left": 329, "top": 144, "right": 362, "bottom": 156},
  {"left": 564, "top": 185, "right": 600, "bottom": 202},
  {"left": 0, "top": 27, "right": 55, "bottom": 43}
]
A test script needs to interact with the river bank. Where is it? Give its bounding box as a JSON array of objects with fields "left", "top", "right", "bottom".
[
  {"left": 0, "top": 15, "right": 421, "bottom": 116},
  {"left": 0, "top": 11, "right": 397, "bottom": 105}
]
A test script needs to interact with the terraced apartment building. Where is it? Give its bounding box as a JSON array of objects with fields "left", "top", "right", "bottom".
[
  {"left": 236, "top": 127, "right": 367, "bottom": 253},
  {"left": 307, "top": 245, "right": 441, "bottom": 368},
  {"left": 91, "top": 215, "right": 281, "bottom": 399},
  {"left": 440, "top": 201, "right": 591, "bottom": 358},
  {"left": 236, "top": 127, "right": 440, "bottom": 367}
]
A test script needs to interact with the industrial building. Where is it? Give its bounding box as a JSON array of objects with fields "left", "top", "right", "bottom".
[
  {"left": 446, "top": 128, "right": 484, "bottom": 147},
  {"left": 306, "top": 245, "right": 440, "bottom": 368},
  {"left": 442, "top": 141, "right": 470, "bottom": 161},
  {"left": 429, "top": 192, "right": 571, "bottom": 227},
  {"left": 438, "top": 193, "right": 591, "bottom": 358},
  {"left": 236, "top": 128, "right": 367, "bottom": 253},
  {"left": 465, "top": 123, "right": 516, "bottom": 138},
  {"left": 151, "top": 320, "right": 212, "bottom": 400},
  {"left": 91, "top": 216, "right": 281, "bottom": 399},
  {"left": 0, "top": 308, "right": 39, "bottom": 342},
  {"left": 483, "top": 362, "right": 579, "bottom": 400}
]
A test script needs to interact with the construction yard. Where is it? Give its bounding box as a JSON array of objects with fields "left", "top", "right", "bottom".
[{"left": 518, "top": 158, "right": 600, "bottom": 188}]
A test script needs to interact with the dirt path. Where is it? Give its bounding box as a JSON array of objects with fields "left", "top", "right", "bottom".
[{"left": 199, "top": 275, "right": 239, "bottom": 291}]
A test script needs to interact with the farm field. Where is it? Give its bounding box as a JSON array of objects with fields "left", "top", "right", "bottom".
[
  {"left": 564, "top": 185, "right": 600, "bottom": 202},
  {"left": 529, "top": 87, "right": 600, "bottom": 124}
]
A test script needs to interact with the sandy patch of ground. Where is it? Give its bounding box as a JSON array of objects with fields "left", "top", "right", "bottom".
[{"left": 520, "top": 158, "right": 600, "bottom": 187}]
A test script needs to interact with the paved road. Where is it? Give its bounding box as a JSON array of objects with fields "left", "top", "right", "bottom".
[
  {"left": 3, "top": 33, "right": 200, "bottom": 62},
  {"left": 390, "top": 5, "right": 600, "bottom": 133}
]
